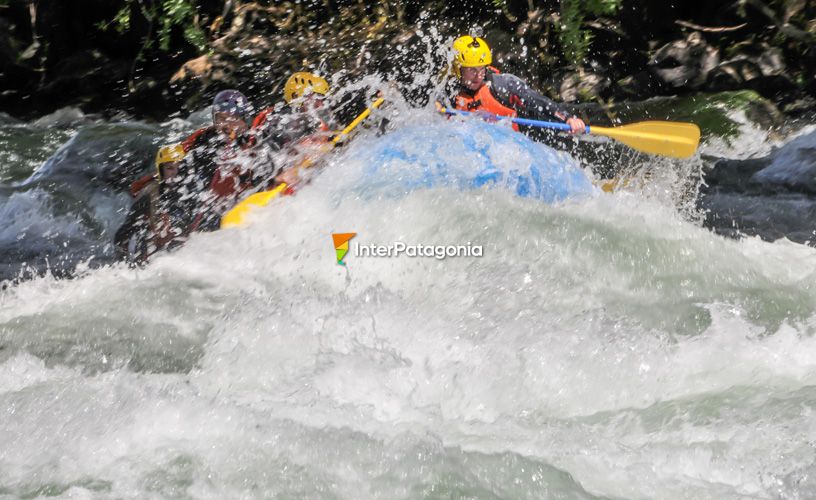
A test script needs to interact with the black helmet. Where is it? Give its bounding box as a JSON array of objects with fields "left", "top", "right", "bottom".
[{"left": 212, "top": 90, "right": 250, "bottom": 121}]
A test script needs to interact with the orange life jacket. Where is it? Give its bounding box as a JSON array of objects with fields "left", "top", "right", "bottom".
[
  {"left": 454, "top": 67, "right": 520, "bottom": 131},
  {"left": 251, "top": 107, "right": 332, "bottom": 185},
  {"left": 293, "top": 122, "right": 331, "bottom": 149}
]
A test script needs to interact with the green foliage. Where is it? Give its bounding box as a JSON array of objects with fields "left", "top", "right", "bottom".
[
  {"left": 113, "top": 6, "right": 132, "bottom": 33},
  {"left": 159, "top": 0, "right": 206, "bottom": 51},
  {"left": 101, "top": 0, "right": 207, "bottom": 53},
  {"left": 609, "top": 90, "right": 777, "bottom": 140},
  {"left": 559, "top": 0, "right": 621, "bottom": 66}
]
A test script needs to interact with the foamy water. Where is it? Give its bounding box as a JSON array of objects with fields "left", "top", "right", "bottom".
[{"left": 1, "top": 114, "right": 816, "bottom": 498}]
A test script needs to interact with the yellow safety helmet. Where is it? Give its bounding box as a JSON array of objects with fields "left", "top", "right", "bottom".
[
  {"left": 155, "top": 143, "right": 186, "bottom": 180},
  {"left": 284, "top": 72, "right": 330, "bottom": 104},
  {"left": 452, "top": 35, "right": 492, "bottom": 77}
]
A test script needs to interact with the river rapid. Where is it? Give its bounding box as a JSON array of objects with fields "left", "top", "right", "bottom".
[{"left": 1, "top": 93, "right": 816, "bottom": 498}]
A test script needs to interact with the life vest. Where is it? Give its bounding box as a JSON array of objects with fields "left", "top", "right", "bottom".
[
  {"left": 252, "top": 107, "right": 331, "bottom": 147},
  {"left": 122, "top": 180, "right": 183, "bottom": 262},
  {"left": 209, "top": 165, "right": 253, "bottom": 199},
  {"left": 130, "top": 172, "right": 157, "bottom": 198},
  {"left": 185, "top": 125, "right": 255, "bottom": 201},
  {"left": 454, "top": 67, "right": 520, "bottom": 131},
  {"left": 246, "top": 108, "right": 272, "bottom": 148},
  {"left": 251, "top": 107, "right": 333, "bottom": 187},
  {"left": 181, "top": 126, "right": 214, "bottom": 152},
  {"left": 286, "top": 124, "right": 333, "bottom": 185},
  {"left": 293, "top": 120, "right": 331, "bottom": 149},
  {"left": 148, "top": 211, "right": 178, "bottom": 252},
  {"left": 251, "top": 108, "right": 273, "bottom": 130}
]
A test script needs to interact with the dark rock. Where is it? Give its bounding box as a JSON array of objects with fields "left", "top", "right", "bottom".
[
  {"left": 705, "top": 41, "right": 802, "bottom": 100},
  {"left": 649, "top": 32, "right": 720, "bottom": 90},
  {"left": 707, "top": 54, "right": 797, "bottom": 98},
  {"left": 707, "top": 57, "right": 761, "bottom": 90},
  {"left": 558, "top": 70, "right": 611, "bottom": 102},
  {"left": 701, "top": 192, "right": 816, "bottom": 245},
  {"left": 705, "top": 132, "right": 816, "bottom": 196},
  {"left": 616, "top": 71, "right": 663, "bottom": 99},
  {"left": 752, "top": 141, "right": 816, "bottom": 195},
  {"left": 746, "top": 73, "right": 798, "bottom": 99},
  {"left": 0, "top": 18, "right": 18, "bottom": 71},
  {"left": 782, "top": 96, "right": 816, "bottom": 116},
  {"left": 0, "top": 17, "right": 35, "bottom": 98},
  {"left": 757, "top": 47, "right": 786, "bottom": 76},
  {"left": 34, "top": 50, "right": 129, "bottom": 110},
  {"left": 0, "top": 111, "right": 21, "bottom": 125},
  {"left": 699, "top": 130, "right": 816, "bottom": 245}
]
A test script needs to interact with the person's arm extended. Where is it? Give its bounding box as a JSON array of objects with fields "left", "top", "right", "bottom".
[{"left": 490, "top": 73, "right": 585, "bottom": 133}]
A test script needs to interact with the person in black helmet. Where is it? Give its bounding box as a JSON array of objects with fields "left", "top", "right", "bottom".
[{"left": 176, "top": 89, "right": 257, "bottom": 232}]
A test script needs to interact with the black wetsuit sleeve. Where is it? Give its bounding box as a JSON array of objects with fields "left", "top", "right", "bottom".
[
  {"left": 114, "top": 195, "right": 150, "bottom": 260},
  {"left": 489, "top": 73, "right": 571, "bottom": 123}
]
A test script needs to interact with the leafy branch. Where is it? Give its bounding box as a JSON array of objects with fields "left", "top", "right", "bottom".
[
  {"left": 99, "top": 0, "right": 207, "bottom": 53},
  {"left": 559, "top": 0, "right": 622, "bottom": 66},
  {"left": 97, "top": 0, "right": 207, "bottom": 89}
]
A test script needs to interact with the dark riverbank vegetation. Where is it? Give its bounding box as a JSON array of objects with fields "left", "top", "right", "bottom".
[{"left": 0, "top": 0, "right": 813, "bottom": 120}]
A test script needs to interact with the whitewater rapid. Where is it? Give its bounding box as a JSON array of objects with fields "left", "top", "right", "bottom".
[{"left": 2, "top": 114, "right": 816, "bottom": 499}]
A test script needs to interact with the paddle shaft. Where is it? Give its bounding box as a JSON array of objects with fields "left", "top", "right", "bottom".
[
  {"left": 296, "top": 97, "right": 386, "bottom": 170},
  {"left": 442, "top": 108, "right": 588, "bottom": 133},
  {"left": 333, "top": 97, "right": 386, "bottom": 145}
]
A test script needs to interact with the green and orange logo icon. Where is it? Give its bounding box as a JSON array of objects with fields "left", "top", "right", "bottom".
[{"left": 332, "top": 233, "right": 356, "bottom": 266}]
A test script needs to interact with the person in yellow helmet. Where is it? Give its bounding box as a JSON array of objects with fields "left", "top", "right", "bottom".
[
  {"left": 252, "top": 72, "right": 334, "bottom": 146},
  {"left": 154, "top": 143, "right": 186, "bottom": 183},
  {"left": 282, "top": 71, "right": 331, "bottom": 105},
  {"left": 250, "top": 71, "right": 339, "bottom": 189},
  {"left": 114, "top": 144, "right": 190, "bottom": 264},
  {"left": 444, "top": 35, "right": 586, "bottom": 136}
]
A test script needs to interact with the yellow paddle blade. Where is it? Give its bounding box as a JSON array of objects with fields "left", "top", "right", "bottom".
[
  {"left": 590, "top": 121, "right": 701, "bottom": 159},
  {"left": 220, "top": 183, "right": 288, "bottom": 229},
  {"left": 593, "top": 177, "right": 627, "bottom": 193}
]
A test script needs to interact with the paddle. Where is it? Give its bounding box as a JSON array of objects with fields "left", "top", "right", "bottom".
[
  {"left": 287, "top": 97, "right": 387, "bottom": 173},
  {"left": 440, "top": 107, "right": 701, "bottom": 159},
  {"left": 332, "top": 97, "right": 385, "bottom": 145},
  {"left": 221, "top": 98, "right": 386, "bottom": 229},
  {"left": 220, "top": 182, "right": 289, "bottom": 229}
]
